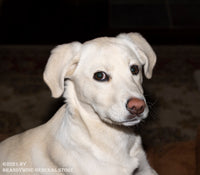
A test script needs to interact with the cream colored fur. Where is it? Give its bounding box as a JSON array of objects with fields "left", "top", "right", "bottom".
[{"left": 0, "top": 33, "right": 157, "bottom": 175}]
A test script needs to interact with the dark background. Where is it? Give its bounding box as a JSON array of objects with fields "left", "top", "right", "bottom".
[{"left": 0, "top": 0, "right": 200, "bottom": 45}]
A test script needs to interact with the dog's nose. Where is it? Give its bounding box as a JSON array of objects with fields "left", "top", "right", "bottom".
[{"left": 126, "top": 98, "right": 145, "bottom": 116}]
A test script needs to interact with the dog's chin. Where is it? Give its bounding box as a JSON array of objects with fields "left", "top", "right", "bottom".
[
  {"left": 120, "top": 118, "right": 141, "bottom": 126},
  {"left": 101, "top": 116, "right": 142, "bottom": 126}
]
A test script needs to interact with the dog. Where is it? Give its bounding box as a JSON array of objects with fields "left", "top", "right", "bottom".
[{"left": 0, "top": 33, "right": 157, "bottom": 175}]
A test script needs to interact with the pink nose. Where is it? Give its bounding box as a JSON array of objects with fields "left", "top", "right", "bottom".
[{"left": 126, "top": 98, "right": 146, "bottom": 116}]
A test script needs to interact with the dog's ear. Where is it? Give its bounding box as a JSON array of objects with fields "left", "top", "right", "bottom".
[
  {"left": 43, "top": 42, "right": 81, "bottom": 98},
  {"left": 117, "top": 33, "right": 156, "bottom": 79}
]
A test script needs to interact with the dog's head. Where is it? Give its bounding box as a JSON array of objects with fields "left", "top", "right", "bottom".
[{"left": 44, "top": 33, "right": 156, "bottom": 126}]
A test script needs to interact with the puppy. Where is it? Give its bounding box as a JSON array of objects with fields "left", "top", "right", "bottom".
[{"left": 0, "top": 33, "right": 157, "bottom": 175}]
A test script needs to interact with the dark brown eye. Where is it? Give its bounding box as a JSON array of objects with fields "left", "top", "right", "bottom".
[
  {"left": 93, "top": 71, "right": 109, "bottom": 81},
  {"left": 130, "top": 65, "right": 139, "bottom": 75}
]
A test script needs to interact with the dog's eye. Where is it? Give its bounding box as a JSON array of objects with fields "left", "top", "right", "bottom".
[
  {"left": 130, "top": 65, "right": 139, "bottom": 75},
  {"left": 93, "top": 71, "right": 109, "bottom": 82}
]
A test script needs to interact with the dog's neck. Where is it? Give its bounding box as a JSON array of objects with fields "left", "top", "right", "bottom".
[{"left": 56, "top": 81, "right": 137, "bottom": 157}]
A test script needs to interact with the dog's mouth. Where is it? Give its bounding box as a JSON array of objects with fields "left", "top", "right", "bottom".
[
  {"left": 105, "top": 116, "right": 141, "bottom": 126},
  {"left": 119, "top": 117, "right": 141, "bottom": 126},
  {"left": 99, "top": 108, "right": 148, "bottom": 127}
]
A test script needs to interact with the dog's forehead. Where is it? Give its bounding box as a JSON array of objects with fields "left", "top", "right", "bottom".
[{"left": 79, "top": 37, "right": 139, "bottom": 66}]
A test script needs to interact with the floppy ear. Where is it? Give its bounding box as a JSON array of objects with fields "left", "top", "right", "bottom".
[
  {"left": 43, "top": 42, "right": 81, "bottom": 98},
  {"left": 117, "top": 33, "right": 156, "bottom": 79}
]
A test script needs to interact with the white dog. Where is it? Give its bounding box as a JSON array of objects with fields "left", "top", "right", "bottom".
[{"left": 0, "top": 33, "right": 157, "bottom": 175}]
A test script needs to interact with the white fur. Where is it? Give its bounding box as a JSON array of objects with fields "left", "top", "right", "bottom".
[{"left": 0, "top": 33, "right": 157, "bottom": 175}]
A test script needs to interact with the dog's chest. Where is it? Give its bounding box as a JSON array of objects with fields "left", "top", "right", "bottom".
[{"left": 69, "top": 146, "right": 139, "bottom": 175}]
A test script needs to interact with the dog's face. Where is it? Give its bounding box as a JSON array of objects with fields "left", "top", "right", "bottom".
[
  {"left": 72, "top": 39, "right": 147, "bottom": 126},
  {"left": 43, "top": 33, "right": 156, "bottom": 126}
]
